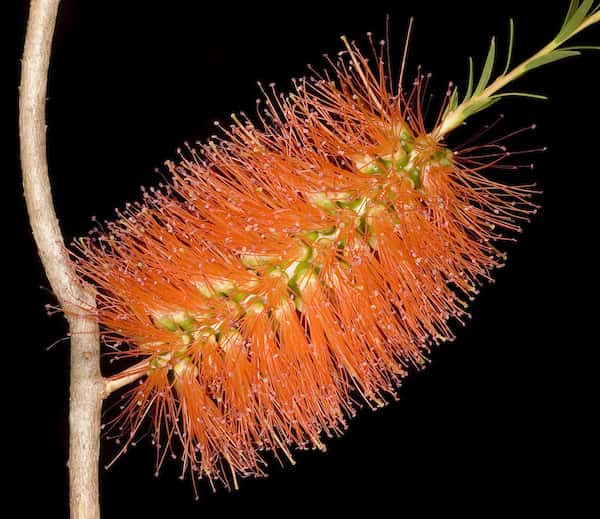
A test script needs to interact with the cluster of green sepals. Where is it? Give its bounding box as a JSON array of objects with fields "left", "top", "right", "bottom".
[
  {"left": 150, "top": 258, "right": 318, "bottom": 372},
  {"left": 150, "top": 305, "right": 255, "bottom": 376},
  {"left": 147, "top": 128, "right": 452, "bottom": 364},
  {"left": 353, "top": 127, "right": 425, "bottom": 188},
  {"left": 150, "top": 311, "right": 200, "bottom": 375}
]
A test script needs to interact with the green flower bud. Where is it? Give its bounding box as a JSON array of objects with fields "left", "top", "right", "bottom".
[
  {"left": 173, "top": 356, "right": 198, "bottom": 378},
  {"left": 149, "top": 352, "right": 171, "bottom": 371},
  {"left": 293, "top": 262, "right": 319, "bottom": 293},
  {"left": 172, "top": 311, "right": 195, "bottom": 332},
  {"left": 246, "top": 297, "right": 265, "bottom": 314},
  {"left": 307, "top": 192, "right": 336, "bottom": 213},
  {"left": 407, "top": 166, "right": 422, "bottom": 189},
  {"left": 240, "top": 254, "right": 278, "bottom": 268},
  {"left": 153, "top": 314, "right": 178, "bottom": 332}
]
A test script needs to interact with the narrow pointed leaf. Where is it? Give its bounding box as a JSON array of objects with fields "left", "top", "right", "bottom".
[
  {"left": 561, "top": 0, "right": 581, "bottom": 31},
  {"left": 463, "top": 57, "right": 475, "bottom": 102},
  {"left": 561, "top": 45, "right": 600, "bottom": 51},
  {"left": 502, "top": 19, "right": 515, "bottom": 75},
  {"left": 492, "top": 92, "right": 549, "bottom": 100},
  {"left": 474, "top": 37, "right": 496, "bottom": 96},
  {"left": 447, "top": 87, "right": 459, "bottom": 115},
  {"left": 524, "top": 50, "right": 581, "bottom": 72},
  {"left": 556, "top": 0, "right": 594, "bottom": 42},
  {"left": 462, "top": 96, "right": 500, "bottom": 119}
]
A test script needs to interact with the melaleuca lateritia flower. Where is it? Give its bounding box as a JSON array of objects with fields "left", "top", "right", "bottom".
[{"left": 73, "top": 4, "right": 599, "bottom": 494}]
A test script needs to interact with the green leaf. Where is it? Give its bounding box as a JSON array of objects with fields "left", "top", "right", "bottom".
[
  {"left": 463, "top": 57, "right": 475, "bottom": 102},
  {"left": 561, "top": 45, "right": 600, "bottom": 51},
  {"left": 560, "top": 0, "right": 581, "bottom": 31},
  {"left": 556, "top": 0, "right": 595, "bottom": 43},
  {"left": 524, "top": 49, "right": 581, "bottom": 71},
  {"left": 433, "top": 2, "right": 600, "bottom": 139},
  {"left": 446, "top": 87, "right": 459, "bottom": 115},
  {"left": 502, "top": 19, "right": 515, "bottom": 75},
  {"left": 462, "top": 96, "right": 500, "bottom": 119},
  {"left": 492, "top": 92, "right": 549, "bottom": 100},
  {"left": 474, "top": 37, "right": 496, "bottom": 96}
]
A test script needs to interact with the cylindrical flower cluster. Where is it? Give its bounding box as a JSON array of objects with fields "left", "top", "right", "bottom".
[{"left": 75, "top": 38, "right": 536, "bottom": 490}]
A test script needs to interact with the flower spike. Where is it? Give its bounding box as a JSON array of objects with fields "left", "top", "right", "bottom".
[{"left": 73, "top": 3, "right": 598, "bottom": 494}]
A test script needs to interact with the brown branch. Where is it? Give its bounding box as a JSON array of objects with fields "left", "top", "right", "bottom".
[
  {"left": 103, "top": 358, "right": 149, "bottom": 397},
  {"left": 19, "top": 1, "right": 102, "bottom": 518}
]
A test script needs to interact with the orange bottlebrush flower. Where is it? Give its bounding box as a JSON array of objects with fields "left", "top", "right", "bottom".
[{"left": 73, "top": 6, "right": 599, "bottom": 494}]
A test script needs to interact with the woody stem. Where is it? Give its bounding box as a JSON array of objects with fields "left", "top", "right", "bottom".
[{"left": 19, "top": 1, "right": 103, "bottom": 518}]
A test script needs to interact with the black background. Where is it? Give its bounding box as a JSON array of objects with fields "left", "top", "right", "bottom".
[{"left": 10, "top": 1, "right": 598, "bottom": 517}]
